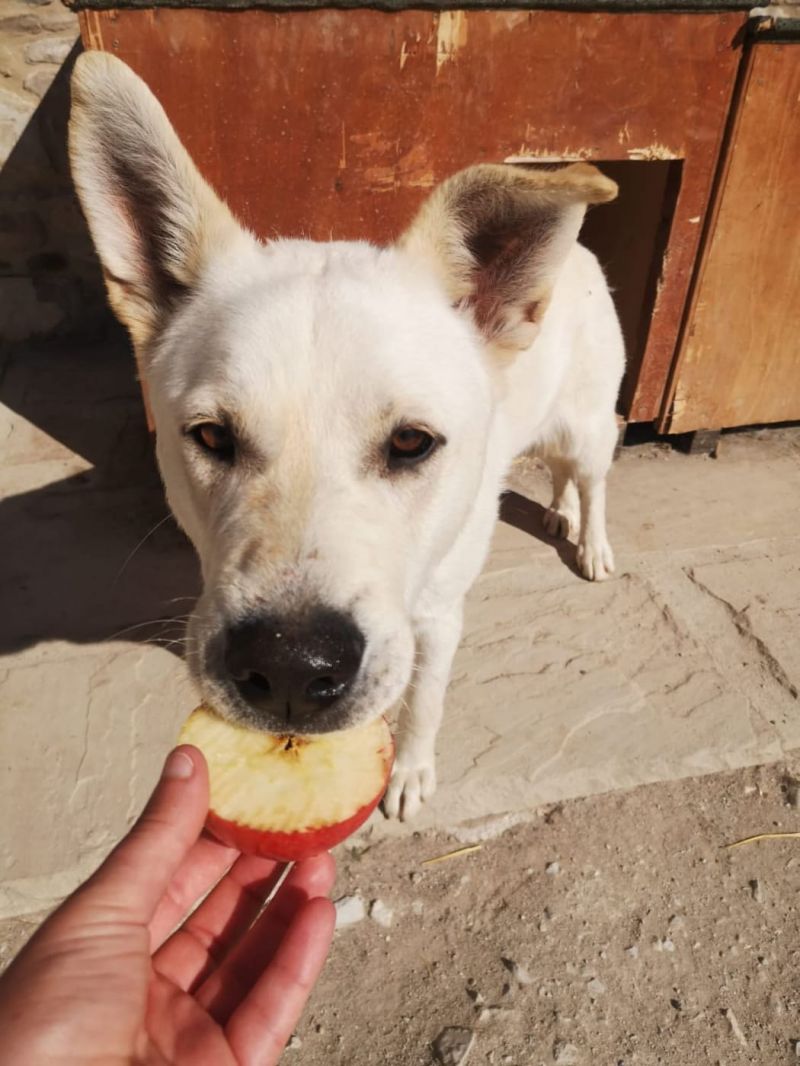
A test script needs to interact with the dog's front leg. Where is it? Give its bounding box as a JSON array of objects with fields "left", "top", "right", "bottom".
[{"left": 383, "top": 604, "right": 463, "bottom": 821}]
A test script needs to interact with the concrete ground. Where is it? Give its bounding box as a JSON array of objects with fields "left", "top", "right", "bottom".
[{"left": 1, "top": 341, "right": 799, "bottom": 1056}]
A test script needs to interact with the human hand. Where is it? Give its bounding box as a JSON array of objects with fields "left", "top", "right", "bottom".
[{"left": 0, "top": 745, "right": 336, "bottom": 1065}]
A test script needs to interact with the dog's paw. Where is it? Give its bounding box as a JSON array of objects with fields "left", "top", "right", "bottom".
[
  {"left": 383, "top": 759, "right": 437, "bottom": 821},
  {"left": 543, "top": 506, "right": 577, "bottom": 540},
  {"left": 577, "top": 538, "right": 615, "bottom": 581}
]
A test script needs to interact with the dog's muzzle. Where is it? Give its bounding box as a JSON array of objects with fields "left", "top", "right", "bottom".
[{"left": 224, "top": 609, "right": 365, "bottom": 729}]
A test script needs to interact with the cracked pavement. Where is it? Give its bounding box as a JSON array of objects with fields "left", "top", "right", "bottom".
[
  {"left": 1, "top": 342, "right": 799, "bottom": 920},
  {"left": 380, "top": 443, "right": 800, "bottom": 838}
]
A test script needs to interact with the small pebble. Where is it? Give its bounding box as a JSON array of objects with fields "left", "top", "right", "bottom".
[
  {"left": 433, "top": 1026, "right": 475, "bottom": 1065},
  {"left": 334, "top": 895, "right": 366, "bottom": 927},
  {"left": 587, "top": 977, "right": 606, "bottom": 997},
  {"left": 654, "top": 938, "right": 675, "bottom": 953},
  {"left": 625, "top": 945, "right": 639, "bottom": 958},
  {"left": 286, "top": 1035, "right": 302, "bottom": 1050},
  {"left": 723, "top": 1007, "right": 748, "bottom": 1048},
  {"left": 545, "top": 861, "right": 560, "bottom": 876},
  {"left": 410, "top": 871, "right": 423, "bottom": 884},
  {"left": 749, "top": 879, "right": 764, "bottom": 904},
  {"left": 369, "top": 899, "right": 394, "bottom": 927}
]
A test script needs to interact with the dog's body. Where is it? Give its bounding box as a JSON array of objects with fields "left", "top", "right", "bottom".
[{"left": 70, "top": 54, "right": 624, "bottom": 819}]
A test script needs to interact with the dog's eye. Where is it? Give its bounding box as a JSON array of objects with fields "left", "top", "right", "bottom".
[
  {"left": 191, "top": 422, "right": 235, "bottom": 461},
  {"left": 388, "top": 426, "right": 437, "bottom": 467}
]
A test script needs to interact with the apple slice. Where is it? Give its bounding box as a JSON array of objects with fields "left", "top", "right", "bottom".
[{"left": 179, "top": 706, "right": 394, "bottom": 862}]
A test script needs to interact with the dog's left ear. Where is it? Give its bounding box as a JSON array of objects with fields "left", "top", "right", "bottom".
[
  {"left": 69, "top": 52, "right": 247, "bottom": 351},
  {"left": 399, "top": 163, "right": 617, "bottom": 352}
]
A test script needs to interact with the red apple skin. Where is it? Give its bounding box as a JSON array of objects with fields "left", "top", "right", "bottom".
[
  {"left": 203, "top": 727, "right": 395, "bottom": 863},
  {"left": 205, "top": 790, "right": 386, "bottom": 863}
]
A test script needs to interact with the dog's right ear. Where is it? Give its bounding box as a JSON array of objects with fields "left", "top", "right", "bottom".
[
  {"left": 69, "top": 52, "right": 245, "bottom": 349},
  {"left": 399, "top": 163, "right": 617, "bottom": 355}
]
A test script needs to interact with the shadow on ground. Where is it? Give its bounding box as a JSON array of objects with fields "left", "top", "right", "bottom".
[
  {"left": 500, "top": 490, "right": 581, "bottom": 577},
  {"left": 0, "top": 42, "right": 113, "bottom": 344},
  {"left": 0, "top": 48, "right": 202, "bottom": 658},
  {"left": 0, "top": 340, "right": 199, "bottom": 658}
]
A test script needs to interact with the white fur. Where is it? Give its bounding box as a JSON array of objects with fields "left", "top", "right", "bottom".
[{"left": 70, "top": 53, "right": 625, "bottom": 819}]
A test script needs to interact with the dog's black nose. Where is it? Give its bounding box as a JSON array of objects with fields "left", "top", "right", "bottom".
[{"left": 224, "top": 610, "right": 365, "bottom": 725}]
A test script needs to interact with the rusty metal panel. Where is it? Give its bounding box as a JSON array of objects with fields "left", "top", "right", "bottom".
[
  {"left": 69, "top": 0, "right": 754, "bottom": 10},
  {"left": 79, "top": 8, "right": 744, "bottom": 421},
  {"left": 665, "top": 42, "right": 800, "bottom": 432}
]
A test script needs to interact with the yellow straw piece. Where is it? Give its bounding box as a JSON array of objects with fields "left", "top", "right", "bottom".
[
  {"left": 422, "top": 844, "right": 483, "bottom": 866},
  {"left": 725, "top": 831, "right": 800, "bottom": 850}
]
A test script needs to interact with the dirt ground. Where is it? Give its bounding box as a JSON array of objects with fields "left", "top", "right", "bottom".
[
  {"left": 4, "top": 759, "right": 800, "bottom": 1065},
  {"left": 295, "top": 760, "right": 800, "bottom": 1066}
]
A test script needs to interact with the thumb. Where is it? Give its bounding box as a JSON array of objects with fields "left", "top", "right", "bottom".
[{"left": 73, "top": 745, "right": 210, "bottom": 923}]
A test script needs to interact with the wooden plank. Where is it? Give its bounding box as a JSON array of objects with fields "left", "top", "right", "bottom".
[
  {"left": 666, "top": 43, "right": 800, "bottom": 432},
  {"left": 82, "top": 8, "right": 743, "bottom": 421}
]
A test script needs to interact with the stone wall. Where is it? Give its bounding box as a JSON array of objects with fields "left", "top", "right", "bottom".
[{"left": 0, "top": 1, "right": 111, "bottom": 343}]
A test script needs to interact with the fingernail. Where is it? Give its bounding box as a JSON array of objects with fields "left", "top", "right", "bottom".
[{"left": 163, "top": 748, "right": 194, "bottom": 780}]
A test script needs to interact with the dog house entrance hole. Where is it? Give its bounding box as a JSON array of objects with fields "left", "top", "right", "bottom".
[{"left": 520, "top": 159, "right": 682, "bottom": 420}]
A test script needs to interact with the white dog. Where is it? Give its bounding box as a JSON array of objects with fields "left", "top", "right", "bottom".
[{"left": 70, "top": 53, "right": 624, "bottom": 819}]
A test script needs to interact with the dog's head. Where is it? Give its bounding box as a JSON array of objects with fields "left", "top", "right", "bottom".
[{"left": 70, "top": 53, "right": 616, "bottom": 734}]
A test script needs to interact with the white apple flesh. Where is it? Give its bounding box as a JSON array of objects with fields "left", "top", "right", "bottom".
[{"left": 179, "top": 706, "right": 395, "bottom": 862}]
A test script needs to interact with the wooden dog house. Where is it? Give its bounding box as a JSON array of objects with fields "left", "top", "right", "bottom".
[{"left": 67, "top": 0, "right": 800, "bottom": 439}]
